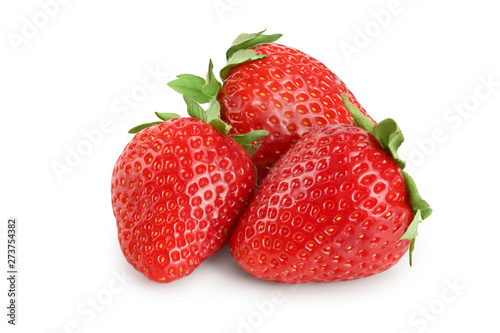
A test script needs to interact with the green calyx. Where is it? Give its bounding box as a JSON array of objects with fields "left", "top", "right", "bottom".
[
  {"left": 220, "top": 29, "right": 282, "bottom": 80},
  {"left": 130, "top": 48, "right": 270, "bottom": 154},
  {"left": 128, "top": 112, "right": 180, "bottom": 133},
  {"left": 128, "top": 98, "right": 267, "bottom": 156},
  {"left": 230, "top": 130, "right": 269, "bottom": 156},
  {"left": 225, "top": 30, "right": 283, "bottom": 60},
  {"left": 164, "top": 29, "right": 282, "bottom": 154},
  {"left": 342, "top": 94, "right": 432, "bottom": 266},
  {"left": 168, "top": 29, "right": 282, "bottom": 97}
]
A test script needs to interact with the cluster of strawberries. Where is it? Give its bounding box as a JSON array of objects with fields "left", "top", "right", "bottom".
[{"left": 111, "top": 30, "right": 432, "bottom": 284}]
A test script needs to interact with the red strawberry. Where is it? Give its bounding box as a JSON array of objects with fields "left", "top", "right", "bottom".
[
  {"left": 111, "top": 104, "right": 266, "bottom": 283},
  {"left": 168, "top": 30, "right": 374, "bottom": 181},
  {"left": 229, "top": 95, "right": 432, "bottom": 283}
]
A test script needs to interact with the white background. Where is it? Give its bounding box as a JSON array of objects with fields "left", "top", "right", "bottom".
[{"left": 1, "top": 0, "right": 499, "bottom": 332}]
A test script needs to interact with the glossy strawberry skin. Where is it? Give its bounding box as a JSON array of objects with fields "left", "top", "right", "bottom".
[
  {"left": 230, "top": 124, "right": 413, "bottom": 283},
  {"left": 111, "top": 117, "right": 255, "bottom": 283},
  {"left": 219, "top": 43, "right": 372, "bottom": 181}
]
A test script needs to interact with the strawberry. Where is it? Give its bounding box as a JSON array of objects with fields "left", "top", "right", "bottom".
[
  {"left": 168, "top": 30, "right": 374, "bottom": 181},
  {"left": 111, "top": 101, "right": 267, "bottom": 283},
  {"left": 229, "top": 95, "right": 432, "bottom": 283}
]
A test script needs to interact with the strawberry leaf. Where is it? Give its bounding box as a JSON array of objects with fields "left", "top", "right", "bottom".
[
  {"left": 408, "top": 236, "right": 416, "bottom": 266},
  {"left": 401, "top": 171, "right": 433, "bottom": 229},
  {"left": 155, "top": 112, "right": 181, "bottom": 121},
  {"left": 220, "top": 49, "right": 267, "bottom": 80},
  {"left": 400, "top": 170, "right": 433, "bottom": 266},
  {"left": 230, "top": 130, "right": 268, "bottom": 157},
  {"left": 230, "top": 130, "right": 269, "bottom": 144},
  {"left": 342, "top": 94, "right": 374, "bottom": 133},
  {"left": 204, "top": 99, "right": 232, "bottom": 135},
  {"left": 167, "top": 74, "right": 211, "bottom": 104},
  {"left": 236, "top": 141, "right": 262, "bottom": 157},
  {"left": 183, "top": 96, "right": 207, "bottom": 122},
  {"left": 209, "top": 118, "right": 232, "bottom": 136},
  {"left": 225, "top": 29, "right": 283, "bottom": 60},
  {"left": 128, "top": 121, "right": 163, "bottom": 134},
  {"left": 372, "top": 119, "right": 406, "bottom": 169},
  {"left": 202, "top": 59, "right": 222, "bottom": 98},
  {"left": 206, "top": 99, "right": 222, "bottom": 122}
]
